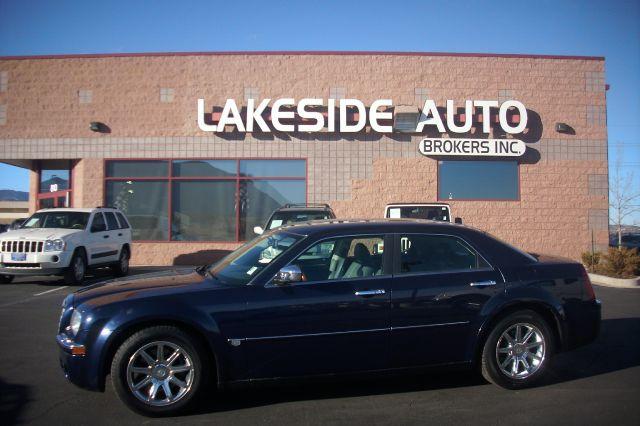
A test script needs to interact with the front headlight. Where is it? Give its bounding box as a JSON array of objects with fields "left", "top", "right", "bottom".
[
  {"left": 44, "top": 239, "right": 66, "bottom": 252},
  {"left": 69, "top": 310, "right": 82, "bottom": 336}
]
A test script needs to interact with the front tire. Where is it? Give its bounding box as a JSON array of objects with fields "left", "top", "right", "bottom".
[
  {"left": 112, "top": 246, "right": 130, "bottom": 277},
  {"left": 0, "top": 275, "right": 14, "bottom": 284},
  {"left": 481, "top": 310, "right": 554, "bottom": 389},
  {"left": 110, "top": 326, "right": 206, "bottom": 417},
  {"left": 64, "top": 250, "right": 86, "bottom": 285}
]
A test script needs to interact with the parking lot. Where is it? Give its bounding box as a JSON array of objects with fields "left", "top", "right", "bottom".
[{"left": 0, "top": 271, "right": 638, "bottom": 425}]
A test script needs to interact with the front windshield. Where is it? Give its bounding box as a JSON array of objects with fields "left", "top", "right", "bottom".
[
  {"left": 21, "top": 212, "right": 90, "bottom": 230},
  {"left": 268, "top": 211, "right": 332, "bottom": 230},
  {"left": 208, "top": 231, "right": 303, "bottom": 285}
]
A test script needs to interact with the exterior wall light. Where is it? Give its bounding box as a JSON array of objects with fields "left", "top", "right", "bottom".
[{"left": 90, "top": 121, "right": 106, "bottom": 132}]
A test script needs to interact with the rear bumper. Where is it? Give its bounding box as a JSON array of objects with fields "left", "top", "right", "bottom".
[{"left": 565, "top": 299, "right": 601, "bottom": 350}]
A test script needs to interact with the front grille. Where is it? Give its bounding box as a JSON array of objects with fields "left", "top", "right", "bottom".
[
  {"left": 1, "top": 240, "right": 44, "bottom": 253},
  {"left": 2, "top": 263, "right": 41, "bottom": 268}
]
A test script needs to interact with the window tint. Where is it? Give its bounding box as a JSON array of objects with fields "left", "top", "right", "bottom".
[
  {"left": 106, "top": 181, "right": 169, "bottom": 240},
  {"left": 398, "top": 234, "right": 490, "bottom": 274},
  {"left": 438, "top": 160, "right": 518, "bottom": 200},
  {"left": 115, "top": 212, "right": 130, "bottom": 229},
  {"left": 292, "top": 235, "right": 385, "bottom": 282},
  {"left": 239, "top": 160, "right": 305, "bottom": 177},
  {"left": 104, "top": 212, "right": 119, "bottom": 230},
  {"left": 91, "top": 213, "right": 107, "bottom": 233},
  {"left": 172, "top": 160, "right": 236, "bottom": 177},
  {"left": 106, "top": 160, "right": 169, "bottom": 178}
]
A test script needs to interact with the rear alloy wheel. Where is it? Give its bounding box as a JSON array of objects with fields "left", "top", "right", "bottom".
[
  {"left": 0, "top": 275, "right": 14, "bottom": 284},
  {"left": 481, "top": 310, "right": 553, "bottom": 389},
  {"left": 112, "top": 247, "right": 130, "bottom": 277},
  {"left": 111, "top": 326, "right": 207, "bottom": 416},
  {"left": 64, "top": 250, "right": 86, "bottom": 285}
]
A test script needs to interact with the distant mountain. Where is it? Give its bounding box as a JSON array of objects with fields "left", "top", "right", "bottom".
[{"left": 0, "top": 190, "right": 28, "bottom": 201}]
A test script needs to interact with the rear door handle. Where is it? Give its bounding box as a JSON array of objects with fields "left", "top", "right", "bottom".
[
  {"left": 118, "top": 233, "right": 123, "bottom": 237},
  {"left": 103, "top": 235, "right": 109, "bottom": 239},
  {"left": 354, "top": 289, "right": 386, "bottom": 297},
  {"left": 469, "top": 280, "right": 496, "bottom": 287}
]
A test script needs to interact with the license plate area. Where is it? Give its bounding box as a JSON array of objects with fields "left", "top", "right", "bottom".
[{"left": 11, "top": 253, "right": 27, "bottom": 261}]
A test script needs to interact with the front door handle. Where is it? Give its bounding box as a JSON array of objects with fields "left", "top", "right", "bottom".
[
  {"left": 469, "top": 280, "right": 497, "bottom": 287},
  {"left": 103, "top": 235, "right": 109, "bottom": 239},
  {"left": 354, "top": 289, "right": 386, "bottom": 297}
]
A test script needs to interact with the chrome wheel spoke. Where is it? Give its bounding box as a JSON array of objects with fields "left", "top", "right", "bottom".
[
  {"left": 162, "top": 381, "right": 173, "bottom": 400},
  {"left": 500, "top": 356, "right": 513, "bottom": 369},
  {"left": 497, "top": 347, "right": 511, "bottom": 354},
  {"left": 130, "top": 366, "right": 151, "bottom": 375},
  {"left": 170, "top": 375, "right": 187, "bottom": 389},
  {"left": 147, "top": 382, "right": 159, "bottom": 401},
  {"left": 157, "top": 344, "right": 164, "bottom": 362},
  {"left": 170, "top": 364, "right": 191, "bottom": 373},
  {"left": 526, "top": 341, "right": 542, "bottom": 350},
  {"left": 133, "top": 376, "right": 151, "bottom": 391},
  {"left": 521, "top": 328, "right": 534, "bottom": 344},
  {"left": 139, "top": 350, "right": 155, "bottom": 366},
  {"left": 166, "top": 349, "right": 181, "bottom": 366}
]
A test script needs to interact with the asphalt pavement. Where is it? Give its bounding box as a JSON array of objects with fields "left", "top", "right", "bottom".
[{"left": 0, "top": 270, "right": 638, "bottom": 425}]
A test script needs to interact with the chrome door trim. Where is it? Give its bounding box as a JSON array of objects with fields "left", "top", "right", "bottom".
[
  {"left": 354, "top": 289, "right": 386, "bottom": 296},
  {"left": 391, "top": 321, "right": 469, "bottom": 330},
  {"left": 469, "top": 280, "right": 497, "bottom": 287}
]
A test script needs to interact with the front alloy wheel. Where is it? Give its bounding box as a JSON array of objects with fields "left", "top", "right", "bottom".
[{"left": 111, "top": 326, "right": 207, "bottom": 416}]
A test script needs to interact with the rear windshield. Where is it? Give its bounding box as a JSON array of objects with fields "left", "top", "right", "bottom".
[
  {"left": 267, "top": 211, "right": 333, "bottom": 230},
  {"left": 386, "top": 206, "right": 450, "bottom": 222},
  {"left": 21, "top": 212, "right": 90, "bottom": 230}
]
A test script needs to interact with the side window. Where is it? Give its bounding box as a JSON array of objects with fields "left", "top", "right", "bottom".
[
  {"left": 115, "top": 212, "right": 130, "bottom": 229},
  {"left": 398, "top": 234, "right": 490, "bottom": 274},
  {"left": 104, "top": 212, "right": 119, "bottom": 230},
  {"left": 292, "top": 235, "right": 385, "bottom": 282},
  {"left": 90, "top": 213, "right": 107, "bottom": 233}
]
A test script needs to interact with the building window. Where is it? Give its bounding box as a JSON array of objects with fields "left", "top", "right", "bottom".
[
  {"left": 438, "top": 160, "right": 519, "bottom": 200},
  {"left": 0, "top": 104, "right": 6, "bottom": 125},
  {"left": 37, "top": 161, "right": 73, "bottom": 208},
  {"left": 0, "top": 71, "right": 7, "bottom": 92},
  {"left": 329, "top": 87, "right": 346, "bottom": 100},
  {"left": 160, "top": 88, "right": 174, "bottom": 103},
  {"left": 105, "top": 159, "right": 307, "bottom": 242},
  {"left": 244, "top": 87, "right": 259, "bottom": 101},
  {"left": 78, "top": 89, "right": 93, "bottom": 104}
]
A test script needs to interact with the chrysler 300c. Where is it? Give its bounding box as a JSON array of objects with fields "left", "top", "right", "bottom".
[{"left": 56, "top": 220, "right": 601, "bottom": 416}]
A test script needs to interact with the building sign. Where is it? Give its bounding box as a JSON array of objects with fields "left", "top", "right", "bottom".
[
  {"left": 418, "top": 138, "right": 526, "bottom": 157},
  {"left": 197, "top": 98, "right": 529, "bottom": 134}
]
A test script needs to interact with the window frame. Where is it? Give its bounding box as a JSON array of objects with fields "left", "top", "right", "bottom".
[
  {"left": 268, "top": 233, "right": 394, "bottom": 287},
  {"left": 436, "top": 159, "right": 521, "bottom": 201},
  {"left": 392, "top": 233, "right": 495, "bottom": 277},
  {"left": 37, "top": 160, "right": 74, "bottom": 209},
  {"left": 103, "top": 158, "right": 307, "bottom": 243}
]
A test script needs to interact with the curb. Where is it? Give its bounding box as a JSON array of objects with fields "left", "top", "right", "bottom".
[{"left": 589, "top": 273, "right": 640, "bottom": 289}]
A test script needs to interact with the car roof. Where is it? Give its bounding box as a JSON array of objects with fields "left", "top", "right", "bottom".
[
  {"left": 274, "top": 207, "right": 333, "bottom": 212},
  {"left": 35, "top": 207, "right": 120, "bottom": 213}
]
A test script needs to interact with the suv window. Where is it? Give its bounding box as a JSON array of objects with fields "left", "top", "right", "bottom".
[
  {"left": 115, "top": 212, "right": 130, "bottom": 229},
  {"left": 398, "top": 234, "right": 489, "bottom": 274},
  {"left": 104, "top": 212, "right": 119, "bottom": 230},
  {"left": 90, "top": 213, "right": 107, "bottom": 233},
  {"left": 292, "top": 235, "right": 385, "bottom": 282}
]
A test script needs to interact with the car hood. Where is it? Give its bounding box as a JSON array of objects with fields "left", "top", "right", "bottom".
[
  {"left": 73, "top": 268, "right": 211, "bottom": 306},
  {"left": 0, "top": 228, "right": 82, "bottom": 241}
]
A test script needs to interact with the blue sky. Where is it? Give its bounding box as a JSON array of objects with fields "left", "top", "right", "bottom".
[{"left": 0, "top": 0, "right": 638, "bottom": 221}]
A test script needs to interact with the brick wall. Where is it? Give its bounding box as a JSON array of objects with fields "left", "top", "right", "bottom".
[{"left": 0, "top": 53, "right": 608, "bottom": 265}]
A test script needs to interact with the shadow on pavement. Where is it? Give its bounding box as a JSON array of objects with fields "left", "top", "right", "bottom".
[
  {"left": 0, "top": 377, "right": 31, "bottom": 425},
  {"left": 187, "top": 317, "right": 640, "bottom": 416}
]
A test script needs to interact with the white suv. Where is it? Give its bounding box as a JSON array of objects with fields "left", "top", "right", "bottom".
[{"left": 0, "top": 207, "right": 132, "bottom": 285}]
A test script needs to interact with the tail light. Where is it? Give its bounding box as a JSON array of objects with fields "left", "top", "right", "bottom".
[{"left": 581, "top": 266, "right": 596, "bottom": 301}]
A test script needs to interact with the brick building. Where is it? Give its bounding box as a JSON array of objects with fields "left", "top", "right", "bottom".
[{"left": 0, "top": 51, "right": 609, "bottom": 265}]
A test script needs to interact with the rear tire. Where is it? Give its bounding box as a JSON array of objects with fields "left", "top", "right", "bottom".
[
  {"left": 112, "top": 246, "right": 130, "bottom": 277},
  {"left": 481, "top": 310, "right": 554, "bottom": 389},
  {"left": 110, "top": 326, "right": 207, "bottom": 417},
  {"left": 64, "top": 250, "right": 87, "bottom": 285},
  {"left": 0, "top": 275, "right": 14, "bottom": 284}
]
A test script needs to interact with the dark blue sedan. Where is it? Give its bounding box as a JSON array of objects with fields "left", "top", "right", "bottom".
[{"left": 56, "top": 220, "right": 601, "bottom": 416}]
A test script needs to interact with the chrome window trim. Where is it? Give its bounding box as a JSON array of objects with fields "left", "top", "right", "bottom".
[
  {"left": 394, "top": 232, "right": 496, "bottom": 275},
  {"left": 228, "top": 320, "right": 469, "bottom": 343}
]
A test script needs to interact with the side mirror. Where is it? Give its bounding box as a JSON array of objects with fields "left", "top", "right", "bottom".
[
  {"left": 454, "top": 217, "right": 463, "bottom": 224},
  {"left": 254, "top": 226, "right": 264, "bottom": 235},
  {"left": 272, "top": 265, "right": 305, "bottom": 285}
]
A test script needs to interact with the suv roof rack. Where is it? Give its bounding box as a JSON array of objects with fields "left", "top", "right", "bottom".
[{"left": 282, "top": 203, "right": 332, "bottom": 209}]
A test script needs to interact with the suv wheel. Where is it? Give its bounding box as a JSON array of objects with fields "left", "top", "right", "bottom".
[
  {"left": 112, "top": 246, "right": 130, "bottom": 277},
  {"left": 481, "top": 310, "right": 554, "bottom": 389},
  {"left": 111, "top": 326, "right": 207, "bottom": 416},
  {"left": 64, "top": 250, "right": 87, "bottom": 285},
  {"left": 0, "top": 275, "right": 14, "bottom": 284}
]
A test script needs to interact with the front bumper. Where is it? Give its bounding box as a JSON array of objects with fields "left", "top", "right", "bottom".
[
  {"left": 0, "top": 250, "right": 72, "bottom": 276},
  {"left": 57, "top": 333, "right": 101, "bottom": 391}
]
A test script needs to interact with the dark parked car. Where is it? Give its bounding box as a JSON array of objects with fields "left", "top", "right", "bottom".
[
  {"left": 57, "top": 220, "right": 601, "bottom": 416},
  {"left": 253, "top": 203, "right": 335, "bottom": 235}
]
